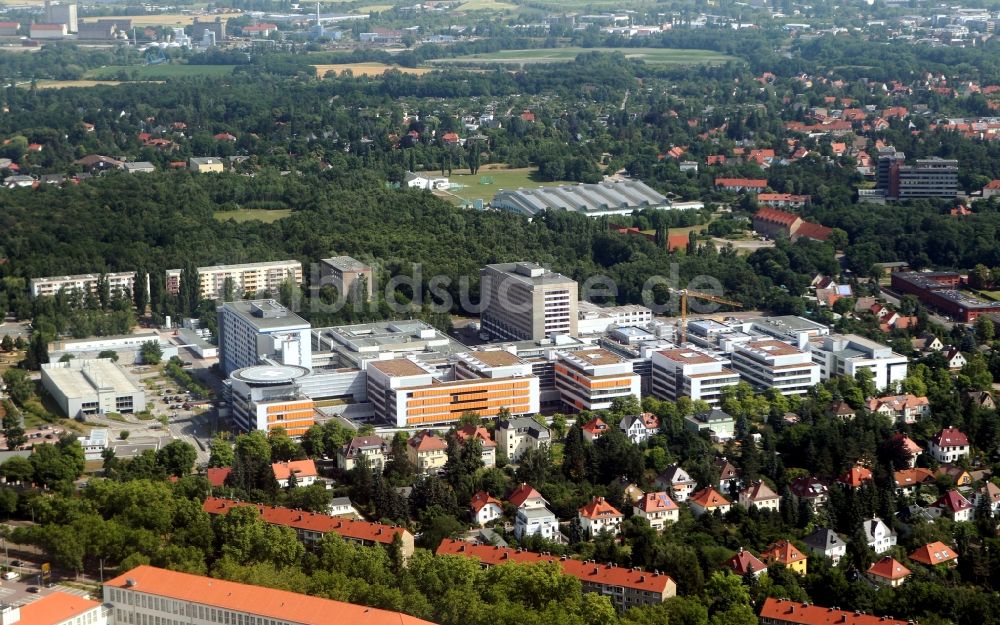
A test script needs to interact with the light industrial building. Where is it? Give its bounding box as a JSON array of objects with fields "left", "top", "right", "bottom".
[
  {"left": 218, "top": 300, "right": 312, "bottom": 375},
  {"left": 554, "top": 348, "right": 641, "bottom": 411},
  {"left": 491, "top": 180, "right": 672, "bottom": 218},
  {"left": 30, "top": 271, "right": 136, "bottom": 298},
  {"left": 319, "top": 255, "right": 374, "bottom": 301},
  {"left": 480, "top": 262, "right": 578, "bottom": 340},
  {"left": 41, "top": 358, "right": 146, "bottom": 418},
  {"left": 166, "top": 260, "right": 303, "bottom": 300}
]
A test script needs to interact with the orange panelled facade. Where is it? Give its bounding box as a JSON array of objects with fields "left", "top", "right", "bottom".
[
  {"left": 265, "top": 400, "right": 315, "bottom": 436},
  {"left": 556, "top": 364, "right": 632, "bottom": 391},
  {"left": 403, "top": 380, "right": 533, "bottom": 426}
]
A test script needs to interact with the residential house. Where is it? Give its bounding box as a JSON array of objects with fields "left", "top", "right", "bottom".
[
  {"left": 328, "top": 497, "right": 360, "bottom": 519},
  {"left": 802, "top": 528, "right": 847, "bottom": 565},
  {"left": 654, "top": 465, "right": 696, "bottom": 502},
  {"left": 888, "top": 433, "right": 922, "bottom": 468},
  {"left": 944, "top": 348, "right": 967, "bottom": 370},
  {"left": 715, "top": 458, "right": 742, "bottom": 494},
  {"left": 828, "top": 400, "right": 856, "bottom": 420},
  {"left": 272, "top": 460, "right": 318, "bottom": 488},
  {"left": 739, "top": 480, "right": 780, "bottom": 512},
  {"left": 866, "top": 394, "right": 930, "bottom": 424},
  {"left": 337, "top": 435, "right": 389, "bottom": 471},
  {"left": 688, "top": 487, "right": 731, "bottom": 517},
  {"left": 911, "top": 333, "right": 944, "bottom": 352},
  {"left": 837, "top": 465, "right": 874, "bottom": 489},
  {"left": 966, "top": 390, "right": 995, "bottom": 410},
  {"left": 936, "top": 466, "right": 972, "bottom": 487},
  {"left": 866, "top": 556, "right": 910, "bottom": 587},
  {"left": 619, "top": 412, "right": 659, "bottom": 444},
  {"left": 931, "top": 490, "right": 974, "bottom": 522},
  {"left": 515, "top": 506, "right": 558, "bottom": 541},
  {"left": 508, "top": 483, "right": 547, "bottom": 510},
  {"left": 725, "top": 548, "right": 766, "bottom": 578},
  {"left": 406, "top": 431, "right": 448, "bottom": 475},
  {"left": 928, "top": 427, "right": 970, "bottom": 464},
  {"left": 759, "top": 598, "right": 915, "bottom": 625},
  {"left": 579, "top": 496, "right": 624, "bottom": 536},
  {"left": 453, "top": 425, "right": 497, "bottom": 468},
  {"left": 975, "top": 482, "right": 1000, "bottom": 515},
  {"left": 615, "top": 478, "right": 645, "bottom": 506},
  {"left": 893, "top": 467, "right": 935, "bottom": 496},
  {"left": 497, "top": 416, "right": 550, "bottom": 462},
  {"left": 862, "top": 517, "right": 897, "bottom": 554},
  {"left": 684, "top": 409, "right": 736, "bottom": 441},
  {"left": 789, "top": 476, "right": 829, "bottom": 509},
  {"left": 632, "top": 492, "right": 679, "bottom": 530},
  {"left": 189, "top": 157, "right": 225, "bottom": 173},
  {"left": 715, "top": 178, "right": 768, "bottom": 193},
  {"left": 581, "top": 418, "right": 610, "bottom": 442},
  {"left": 470, "top": 491, "right": 503, "bottom": 527},
  {"left": 909, "top": 541, "right": 959, "bottom": 568},
  {"left": 762, "top": 540, "right": 808, "bottom": 575}
]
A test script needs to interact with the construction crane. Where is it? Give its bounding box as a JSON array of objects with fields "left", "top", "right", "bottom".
[{"left": 672, "top": 289, "right": 743, "bottom": 345}]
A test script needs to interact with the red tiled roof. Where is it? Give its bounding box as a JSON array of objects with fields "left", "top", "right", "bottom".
[
  {"left": 794, "top": 221, "right": 833, "bottom": 242},
  {"left": 931, "top": 427, "right": 969, "bottom": 447},
  {"left": 203, "top": 497, "right": 409, "bottom": 546},
  {"left": 742, "top": 480, "right": 779, "bottom": 502},
  {"left": 0, "top": 22, "right": 19, "bottom": 28},
  {"left": 838, "top": 466, "right": 873, "bottom": 488},
  {"left": 436, "top": 539, "right": 674, "bottom": 595},
  {"left": 909, "top": 541, "right": 958, "bottom": 566},
  {"left": 689, "top": 487, "right": 730, "bottom": 508},
  {"left": 759, "top": 598, "right": 918, "bottom": 625},
  {"left": 985, "top": 179, "right": 1000, "bottom": 190},
  {"left": 893, "top": 467, "right": 934, "bottom": 489},
  {"left": 933, "top": 490, "right": 972, "bottom": 513},
  {"left": 271, "top": 459, "right": 318, "bottom": 480},
  {"left": 581, "top": 418, "right": 608, "bottom": 435},
  {"left": 508, "top": 483, "right": 544, "bottom": 508},
  {"left": 715, "top": 177, "right": 768, "bottom": 188},
  {"left": 754, "top": 206, "right": 800, "bottom": 226},
  {"left": 579, "top": 496, "right": 622, "bottom": 519},
  {"left": 454, "top": 425, "right": 496, "bottom": 448},
  {"left": 104, "top": 566, "right": 435, "bottom": 625},
  {"left": 762, "top": 540, "right": 806, "bottom": 565},
  {"left": 758, "top": 193, "right": 810, "bottom": 203},
  {"left": 726, "top": 549, "right": 765, "bottom": 576},
  {"left": 18, "top": 592, "right": 101, "bottom": 625},
  {"left": 867, "top": 556, "right": 910, "bottom": 580},
  {"left": 470, "top": 491, "right": 502, "bottom": 513},
  {"left": 408, "top": 430, "right": 447, "bottom": 452},
  {"left": 31, "top": 23, "right": 64, "bottom": 29},
  {"left": 635, "top": 491, "right": 677, "bottom": 513},
  {"left": 206, "top": 467, "right": 231, "bottom": 487}
]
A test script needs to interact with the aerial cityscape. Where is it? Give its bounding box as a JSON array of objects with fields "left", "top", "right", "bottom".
[{"left": 2, "top": 0, "right": 1000, "bottom": 624}]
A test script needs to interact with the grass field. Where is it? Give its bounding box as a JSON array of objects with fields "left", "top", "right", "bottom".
[
  {"left": 214, "top": 209, "right": 293, "bottom": 223},
  {"left": 81, "top": 12, "right": 242, "bottom": 26},
  {"left": 32, "top": 79, "right": 124, "bottom": 89},
  {"left": 314, "top": 62, "right": 433, "bottom": 77},
  {"left": 86, "top": 64, "right": 235, "bottom": 79},
  {"left": 435, "top": 166, "right": 571, "bottom": 204},
  {"left": 355, "top": 3, "right": 395, "bottom": 11},
  {"left": 432, "top": 47, "right": 737, "bottom": 66},
  {"left": 455, "top": 0, "right": 518, "bottom": 10}
]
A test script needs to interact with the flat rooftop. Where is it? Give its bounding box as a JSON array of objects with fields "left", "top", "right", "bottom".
[
  {"left": 458, "top": 350, "right": 525, "bottom": 368},
  {"left": 221, "top": 300, "right": 310, "bottom": 331},
  {"left": 561, "top": 348, "right": 625, "bottom": 368},
  {"left": 32, "top": 271, "right": 134, "bottom": 283},
  {"left": 740, "top": 339, "right": 804, "bottom": 357},
  {"left": 656, "top": 348, "right": 721, "bottom": 365},
  {"left": 483, "top": 262, "right": 577, "bottom": 288},
  {"left": 747, "top": 315, "right": 828, "bottom": 333},
  {"left": 41, "top": 358, "right": 142, "bottom": 399},
  {"left": 368, "top": 358, "right": 434, "bottom": 378},
  {"left": 321, "top": 256, "right": 370, "bottom": 272},
  {"left": 197, "top": 259, "right": 300, "bottom": 273}
]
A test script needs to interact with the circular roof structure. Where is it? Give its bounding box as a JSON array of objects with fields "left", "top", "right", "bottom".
[{"left": 231, "top": 364, "right": 310, "bottom": 385}]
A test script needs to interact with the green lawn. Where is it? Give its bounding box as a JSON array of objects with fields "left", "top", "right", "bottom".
[
  {"left": 85, "top": 64, "right": 236, "bottom": 80},
  {"left": 431, "top": 47, "right": 737, "bottom": 66},
  {"left": 455, "top": 0, "right": 517, "bottom": 10},
  {"left": 214, "top": 209, "right": 293, "bottom": 223},
  {"left": 435, "top": 167, "right": 571, "bottom": 204}
]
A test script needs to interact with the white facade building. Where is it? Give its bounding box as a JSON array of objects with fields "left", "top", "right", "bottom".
[
  {"left": 730, "top": 340, "right": 821, "bottom": 395},
  {"left": 651, "top": 347, "right": 740, "bottom": 407},
  {"left": 41, "top": 358, "right": 146, "bottom": 418},
  {"left": 807, "top": 334, "right": 908, "bottom": 390},
  {"left": 218, "top": 300, "right": 312, "bottom": 375}
]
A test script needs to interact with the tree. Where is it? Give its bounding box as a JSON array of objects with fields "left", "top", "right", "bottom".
[
  {"left": 227, "top": 431, "right": 277, "bottom": 495},
  {"left": 156, "top": 440, "right": 197, "bottom": 477},
  {"left": 0, "top": 335, "right": 12, "bottom": 352},
  {"left": 976, "top": 316, "right": 995, "bottom": 344},
  {"left": 208, "top": 435, "right": 234, "bottom": 468},
  {"left": 29, "top": 442, "right": 80, "bottom": 488},
  {"left": 24, "top": 333, "right": 48, "bottom": 370},
  {"left": 97, "top": 350, "right": 119, "bottom": 362},
  {"left": 0, "top": 456, "right": 33, "bottom": 483},
  {"left": 139, "top": 340, "right": 163, "bottom": 365},
  {"left": 2, "top": 369, "right": 33, "bottom": 405},
  {"left": 268, "top": 428, "right": 303, "bottom": 462}
]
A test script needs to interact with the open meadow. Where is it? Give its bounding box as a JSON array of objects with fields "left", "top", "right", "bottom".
[
  {"left": 314, "top": 62, "right": 433, "bottom": 77},
  {"left": 431, "top": 47, "right": 737, "bottom": 66},
  {"left": 86, "top": 64, "right": 235, "bottom": 79}
]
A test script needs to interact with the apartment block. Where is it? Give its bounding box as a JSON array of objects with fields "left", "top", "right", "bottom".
[
  {"left": 217, "top": 300, "right": 312, "bottom": 375},
  {"left": 730, "top": 339, "right": 820, "bottom": 395},
  {"left": 104, "top": 566, "right": 433, "bottom": 625},
  {"left": 30, "top": 271, "right": 136, "bottom": 298},
  {"left": 319, "top": 256, "right": 374, "bottom": 301},
  {"left": 1, "top": 591, "right": 106, "bottom": 625},
  {"left": 650, "top": 347, "right": 740, "bottom": 407},
  {"left": 807, "top": 333, "right": 908, "bottom": 390},
  {"left": 480, "top": 262, "right": 578, "bottom": 340},
  {"left": 554, "top": 348, "right": 640, "bottom": 411},
  {"left": 366, "top": 354, "right": 539, "bottom": 427},
  {"left": 166, "top": 260, "right": 302, "bottom": 300},
  {"left": 889, "top": 157, "right": 959, "bottom": 200}
]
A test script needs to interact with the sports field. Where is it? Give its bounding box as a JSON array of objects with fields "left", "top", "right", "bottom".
[
  {"left": 432, "top": 47, "right": 737, "bottom": 66},
  {"left": 86, "top": 64, "right": 235, "bottom": 79},
  {"left": 435, "top": 166, "right": 571, "bottom": 204},
  {"left": 214, "top": 209, "right": 293, "bottom": 224},
  {"left": 314, "top": 63, "right": 433, "bottom": 77}
]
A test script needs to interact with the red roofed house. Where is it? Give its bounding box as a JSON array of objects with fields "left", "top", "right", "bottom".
[
  {"left": 706, "top": 155, "right": 726, "bottom": 166},
  {"left": 909, "top": 541, "right": 958, "bottom": 567},
  {"left": 983, "top": 179, "right": 1000, "bottom": 199},
  {"left": 508, "top": 483, "right": 548, "bottom": 509},
  {"left": 470, "top": 491, "right": 503, "bottom": 526},
  {"left": 203, "top": 497, "right": 415, "bottom": 557},
  {"left": 632, "top": 491, "right": 679, "bottom": 529},
  {"left": 7, "top": 591, "right": 106, "bottom": 625},
  {"left": 866, "top": 556, "right": 910, "bottom": 587},
  {"left": 519, "top": 110, "right": 535, "bottom": 122},
  {"left": 753, "top": 207, "right": 833, "bottom": 242},
  {"left": 436, "top": 539, "right": 676, "bottom": 610},
  {"left": 453, "top": 425, "right": 497, "bottom": 467},
  {"left": 206, "top": 467, "right": 231, "bottom": 487},
  {"left": 581, "top": 417, "right": 609, "bottom": 442},
  {"left": 837, "top": 465, "right": 874, "bottom": 489},
  {"left": 762, "top": 540, "right": 808, "bottom": 575},
  {"left": 578, "top": 496, "right": 624, "bottom": 535},
  {"left": 619, "top": 412, "right": 660, "bottom": 444},
  {"left": 893, "top": 467, "right": 935, "bottom": 496},
  {"left": 715, "top": 178, "right": 768, "bottom": 193},
  {"left": 688, "top": 487, "right": 731, "bottom": 517},
  {"left": 889, "top": 433, "right": 923, "bottom": 468},
  {"left": 757, "top": 193, "right": 810, "bottom": 209},
  {"left": 441, "top": 132, "right": 461, "bottom": 145},
  {"left": 243, "top": 23, "right": 278, "bottom": 36},
  {"left": 214, "top": 132, "right": 237, "bottom": 142},
  {"left": 407, "top": 430, "right": 448, "bottom": 474},
  {"left": 726, "top": 548, "right": 766, "bottom": 578},
  {"left": 272, "top": 460, "right": 318, "bottom": 488},
  {"left": 931, "top": 490, "right": 974, "bottom": 522},
  {"left": 928, "top": 427, "right": 970, "bottom": 464},
  {"left": 759, "top": 597, "right": 919, "bottom": 625},
  {"left": 0, "top": 22, "right": 19, "bottom": 37},
  {"left": 739, "top": 480, "right": 780, "bottom": 512},
  {"left": 866, "top": 394, "right": 930, "bottom": 425},
  {"left": 104, "top": 565, "right": 433, "bottom": 625}
]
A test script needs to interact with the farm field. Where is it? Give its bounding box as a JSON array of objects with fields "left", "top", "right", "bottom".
[
  {"left": 214, "top": 209, "right": 293, "bottom": 223},
  {"left": 31, "top": 79, "right": 124, "bottom": 89},
  {"left": 86, "top": 64, "right": 236, "bottom": 79},
  {"left": 431, "top": 47, "right": 738, "bottom": 66},
  {"left": 355, "top": 3, "right": 395, "bottom": 11},
  {"left": 455, "top": 0, "right": 518, "bottom": 10},
  {"left": 314, "top": 63, "right": 433, "bottom": 77},
  {"left": 81, "top": 12, "right": 242, "bottom": 26},
  {"left": 434, "top": 166, "right": 572, "bottom": 204}
]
